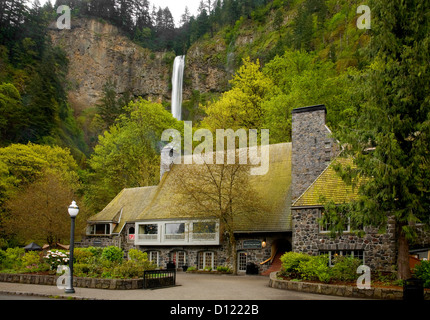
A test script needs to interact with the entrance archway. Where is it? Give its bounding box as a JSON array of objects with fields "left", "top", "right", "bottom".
[{"left": 261, "top": 238, "right": 291, "bottom": 276}]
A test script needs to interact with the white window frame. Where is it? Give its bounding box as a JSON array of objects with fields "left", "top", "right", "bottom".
[
  {"left": 198, "top": 251, "right": 214, "bottom": 270},
  {"left": 170, "top": 251, "right": 187, "bottom": 268},
  {"left": 319, "top": 250, "right": 365, "bottom": 266},
  {"left": 319, "top": 212, "right": 350, "bottom": 234},
  {"left": 135, "top": 219, "right": 219, "bottom": 246},
  {"left": 148, "top": 251, "right": 160, "bottom": 267},
  {"left": 237, "top": 251, "right": 247, "bottom": 272}
]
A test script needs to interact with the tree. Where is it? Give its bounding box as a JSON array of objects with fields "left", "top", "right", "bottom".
[
  {"left": 171, "top": 152, "right": 267, "bottom": 274},
  {"left": 0, "top": 83, "right": 26, "bottom": 144},
  {"left": 4, "top": 170, "right": 86, "bottom": 246},
  {"left": 0, "top": 143, "right": 81, "bottom": 245},
  {"left": 201, "top": 57, "right": 277, "bottom": 132},
  {"left": 329, "top": 0, "right": 430, "bottom": 280},
  {"left": 84, "top": 98, "right": 182, "bottom": 213}
]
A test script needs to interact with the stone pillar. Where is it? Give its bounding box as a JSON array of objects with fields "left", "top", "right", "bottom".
[{"left": 291, "top": 105, "right": 339, "bottom": 202}]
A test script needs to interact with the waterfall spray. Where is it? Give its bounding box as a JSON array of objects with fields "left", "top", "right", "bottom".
[{"left": 171, "top": 55, "right": 185, "bottom": 120}]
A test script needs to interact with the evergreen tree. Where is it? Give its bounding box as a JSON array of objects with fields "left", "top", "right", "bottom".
[{"left": 332, "top": 0, "right": 430, "bottom": 280}]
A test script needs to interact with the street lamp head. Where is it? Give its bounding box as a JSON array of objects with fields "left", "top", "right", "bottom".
[{"left": 68, "top": 200, "right": 79, "bottom": 218}]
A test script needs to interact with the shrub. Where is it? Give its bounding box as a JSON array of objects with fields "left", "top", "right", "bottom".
[
  {"left": 128, "top": 249, "right": 148, "bottom": 262},
  {"left": 186, "top": 266, "right": 197, "bottom": 272},
  {"left": 331, "top": 255, "right": 361, "bottom": 282},
  {"left": 21, "top": 251, "right": 43, "bottom": 272},
  {"left": 74, "top": 248, "right": 94, "bottom": 264},
  {"left": 413, "top": 260, "right": 430, "bottom": 288},
  {"left": 101, "top": 246, "right": 123, "bottom": 263},
  {"left": 43, "top": 250, "right": 70, "bottom": 271},
  {"left": 74, "top": 263, "right": 91, "bottom": 277},
  {"left": 296, "top": 254, "right": 331, "bottom": 283},
  {"left": 216, "top": 265, "right": 231, "bottom": 273},
  {"left": 0, "top": 250, "right": 6, "bottom": 266},
  {"left": 280, "top": 252, "right": 311, "bottom": 276}
]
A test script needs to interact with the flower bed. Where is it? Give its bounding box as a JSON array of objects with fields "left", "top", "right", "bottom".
[{"left": 0, "top": 246, "right": 156, "bottom": 280}]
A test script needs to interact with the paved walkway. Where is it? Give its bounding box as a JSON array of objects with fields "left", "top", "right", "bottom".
[{"left": 0, "top": 272, "right": 362, "bottom": 300}]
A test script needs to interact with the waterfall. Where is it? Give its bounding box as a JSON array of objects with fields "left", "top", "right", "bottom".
[{"left": 171, "top": 55, "right": 185, "bottom": 121}]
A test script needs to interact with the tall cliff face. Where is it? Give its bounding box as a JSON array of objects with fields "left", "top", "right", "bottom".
[
  {"left": 49, "top": 18, "right": 230, "bottom": 113},
  {"left": 50, "top": 18, "right": 171, "bottom": 111}
]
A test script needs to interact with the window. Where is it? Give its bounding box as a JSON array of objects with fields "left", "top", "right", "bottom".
[
  {"left": 238, "top": 251, "right": 247, "bottom": 272},
  {"left": 192, "top": 222, "right": 216, "bottom": 240},
  {"left": 148, "top": 251, "right": 160, "bottom": 267},
  {"left": 128, "top": 227, "right": 135, "bottom": 242},
  {"left": 170, "top": 251, "right": 186, "bottom": 268},
  {"left": 88, "top": 224, "right": 110, "bottom": 235},
  {"left": 319, "top": 250, "right": 365, "bottom": 266},
  {"left": 165, "top": 223, "right": 185, "bottom": 240},
  {"left": 198, "top": 251, "right": 214, "bottom": 270},
  {"left": 138, "top": 224, "right": 158, "bottom": 240},
  {"left": 319, "top": 211, "right": 350, "bottom": 233}
]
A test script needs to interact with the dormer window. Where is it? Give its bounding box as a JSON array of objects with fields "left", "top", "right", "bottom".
[{"left": 88, "top": 223, "right": 111, "bottom": 235}]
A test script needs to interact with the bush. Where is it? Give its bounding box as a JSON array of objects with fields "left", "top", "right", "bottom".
[
  {"left": 296, "top": 254, "right": 332, "bottom": 283},
  {"left": 74, "top": 263, "right": 91, "bottom": 277},
  {"left": 331, "top": 255, "right": 361, "bottom": 282},
  {"left": 21, "top": 251, "right": 43, "bottom": 272},
  {"left": 0, "top": 247, "right": 25, "bottom": 269},
  {"left": 280, "top": 252, "right": 311, "bottom": 276},
  {"left": 216, "top": 265, "right": 231, "bottom": 273},
  {"left": 101, "top": 246, "right": 123, "bottom": 263},
  {"left": 43, "top": 250, "right": 70, "bottom": 271},
  {"left": 413, "top": 260, "right": 430, "bottom": 288},
  {"left": 128, "top": 249, "right": 148, "bottom": 262},
  {"left": 74, "top": 248, "right": 95, "bottom": 264}
]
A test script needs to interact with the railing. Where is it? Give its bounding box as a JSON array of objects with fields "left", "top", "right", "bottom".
[
  {"left": 143, "top": 269, "right": 176, "bottom": 289},
  {"left": 137, "top": 234, "right": 158, "bottom": 241},
  {"left": 192, "top": 233, "right": 216, "bottom": 240},
  {"left": 165, "top": 234, "right": 185, "bottom": 240}
]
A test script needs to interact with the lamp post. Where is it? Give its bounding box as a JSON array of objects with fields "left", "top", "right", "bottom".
[{"left": 65, "top": 200, "right": 79, "bottom": 294}]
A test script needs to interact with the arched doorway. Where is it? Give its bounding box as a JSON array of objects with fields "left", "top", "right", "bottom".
[{"left": 261, "top": 238, "right": 291, "bottom": 276}]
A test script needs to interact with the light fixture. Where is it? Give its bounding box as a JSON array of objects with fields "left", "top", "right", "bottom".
[
  {"left": 68, "top": 200, "right": 79, "bottom": 217},
  {"left": 65, "top": 200, "right": 79, "bottom": 294}
]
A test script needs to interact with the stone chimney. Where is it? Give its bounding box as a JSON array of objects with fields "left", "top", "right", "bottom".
[
  {"left": 160, "top": 145, "right": 180, "bottom": 181},
  {"left": 291, "top": 105, "right": 339, "bottom": 202}
]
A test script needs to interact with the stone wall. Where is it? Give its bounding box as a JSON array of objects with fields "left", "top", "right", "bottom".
[
  {"left": 0, "top": 273, "right": 142, "bottom": 290},
  {"left": 291, "top": 207, "right": 397, "bottom": 271},
  {"left": 268, "top": 272, "right": 430, "bottom": 300},
  {"left": 291, "top": 105, "right": 339, "bottom": 202}
]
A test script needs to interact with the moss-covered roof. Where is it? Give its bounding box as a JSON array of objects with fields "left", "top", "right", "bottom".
[
  {"left": 87, "top": 186, "right": 158, "bottom": 233},
  {"left": 88, "top": 143, "right": 293, "bottom": 233},
  {"left": 292, "top": 157, "right": 359, "bottom": 208}
]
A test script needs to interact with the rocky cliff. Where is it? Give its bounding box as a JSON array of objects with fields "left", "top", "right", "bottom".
[
  {"left": 50, "top": 18, "right": 170, "bottom": 111},
  {"left": 49, "top": 18, "right": 229, "bottom": 113}
]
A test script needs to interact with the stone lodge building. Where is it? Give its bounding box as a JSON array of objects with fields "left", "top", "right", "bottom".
[{"left": 81, "top": 104, "right": 429, "bottom": 274}]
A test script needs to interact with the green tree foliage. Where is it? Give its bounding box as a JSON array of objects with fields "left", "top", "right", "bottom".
[
  {"left": 0, "top": 83, "right": 26, "bottom": 144},
  {"left": 201, "top": 57, "right": 277, "bottom": 132},
  {"left": 201, "top": 51, "right": 352, "bottom": 143},
  {"left": 84, "top": 98, "right": 182, "bottom": 213},
  {"left": 0, "top": 143, "right": 82, "bottom": 246},
  {"left": 327, "top": 0, "right": 430, "bottom": 280}
]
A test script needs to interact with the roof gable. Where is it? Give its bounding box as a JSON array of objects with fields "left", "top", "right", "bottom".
[{"left": 292, "top": 157, "right": 359, "bottom": 208}]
